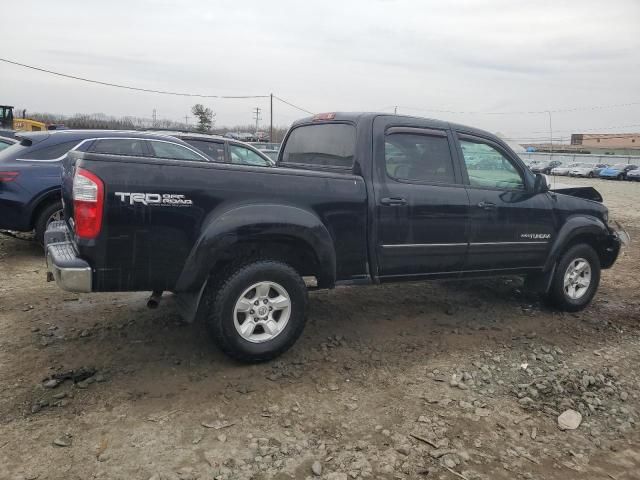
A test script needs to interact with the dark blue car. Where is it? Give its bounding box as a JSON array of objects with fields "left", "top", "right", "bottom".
[{"left": 0, "top": 130, "right": 212, "bottom": 243}]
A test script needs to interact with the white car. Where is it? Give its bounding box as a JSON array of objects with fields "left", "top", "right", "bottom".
[
  {"left": 569, "top": 164, "right": 608, "bottom": 178},
  {"left": 627, "top": 168, "right": 640, "bottom": 181},
  {"left": 551, "top": 163, "right": 582, "bottom": 176}
]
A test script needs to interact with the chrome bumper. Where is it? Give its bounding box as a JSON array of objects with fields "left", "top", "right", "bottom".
[{"left": 45, "top": 221, "right": 92, "bottom": 293}]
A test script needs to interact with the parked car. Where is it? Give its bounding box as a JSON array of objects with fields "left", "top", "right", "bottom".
[
  {"left": 551, "top": 163, "right": 582, "bottom": 176},
  {"left": 151, "top": 132, "right": 274, "bottom": 167},
  {"left": 45, "top": 112, "right": 625, "bottom": 362},
  {"left": 530, "top": 160, "right": 562, "bottom": 174},
  {"left": 626, "top": 168, "right": 640, "bottom": 181},
  {"left": 0, "top": 130, "right": 215, "bottom": 243},
  {"left": 599, "top": 163, "right": 638, "bottom": 180},
  {"left": 569, "top": 164, "right": 609, "bottom": 178}
]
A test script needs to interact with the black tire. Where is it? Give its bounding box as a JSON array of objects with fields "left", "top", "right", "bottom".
[
  {"left": 34, "top": 200, "right": 63, "bottom": 245},
  {"left": 617, "top": 174, "right": 624, "bottom": 180},
  {"left": 203, "top": 260, "right": 308, "bottom": 362},
  {"left": 548, "top": 244, "right": 600, "bottom": 312},
  {"left": 588, "top": 172, "right": 594, "bottom": 178}
]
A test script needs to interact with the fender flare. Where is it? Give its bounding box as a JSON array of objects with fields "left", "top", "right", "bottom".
[
  {"left": 174, "top": 203, "right": 336, "bottom": 292},
  {"left": 543, "top": 215, "right": 609, "bottom": 272}
]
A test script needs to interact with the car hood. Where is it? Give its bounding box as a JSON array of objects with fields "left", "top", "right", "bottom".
[
  {"left": 600, "top": 167, "right": 621, "bottom": 174},
  {"left": 550, "top": 183, "right": 603, "bottom": 202}
]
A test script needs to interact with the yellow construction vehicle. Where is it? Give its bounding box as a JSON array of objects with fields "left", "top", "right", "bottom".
[{"left": 1, "top": 105, "right": 59, "bottom": 131}]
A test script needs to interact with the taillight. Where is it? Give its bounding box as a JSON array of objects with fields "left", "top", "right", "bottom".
[
  {"left": 73, "top": 168, "right": 104, "bottom": 239},
  {"left": 0, "top": 171, "right": 19, "bottom": 182}
]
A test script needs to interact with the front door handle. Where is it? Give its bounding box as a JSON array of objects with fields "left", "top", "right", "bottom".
[
  {"left": 380, "top": 197, "right": 408, "bottom": 206},
  {"left": 477, "top": 201, "right": 496, "bottom": 210}
]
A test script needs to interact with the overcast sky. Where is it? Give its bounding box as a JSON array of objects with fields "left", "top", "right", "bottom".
[{"left": 2, "top": 0, "right": 639, "bottom": 141}]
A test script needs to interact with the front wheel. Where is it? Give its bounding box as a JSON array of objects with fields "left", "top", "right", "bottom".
[
  {"left": 204, "top": 260, "right": 308, "bottom": 362},
  {"left": 588, "top": 172, "right": 594, "bottom": 178},
  {"left": 548, "top": 244, "right": 600, "bottom": 312}
]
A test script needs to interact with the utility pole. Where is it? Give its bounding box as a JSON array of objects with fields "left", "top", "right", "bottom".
[
  {"left": 184, "top": 115, "right": 189, "bottom": 128},
  {"left": 253, "top": 107, "right": 262, "bottom": 134},
  {"left": 394, "top": 106, "right": 398, "bottom": 115},
  {"left": 546, "top": 110, "right": 553, "bottom": 157},
  {"left": 270, "top": 93, "right": 273, "bottom": 142},
  {"left": 152, "top": 109, "right": 157, "bottom": 128}
]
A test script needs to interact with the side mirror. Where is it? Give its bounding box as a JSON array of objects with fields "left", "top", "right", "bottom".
[{"left": 534, "top": 173, "right": 549, "bottom": 193}]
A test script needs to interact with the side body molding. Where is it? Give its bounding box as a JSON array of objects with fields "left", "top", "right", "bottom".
[{"left": 174, "top": 203, "right": 337, "bottom": 292}]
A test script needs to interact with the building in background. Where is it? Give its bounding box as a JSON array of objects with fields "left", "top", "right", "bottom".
[
  {"left": 522, "top": 132, "right": 640, "bottom": 156},
  {"left": 570, "top": 133, "right": 640, "bottom": 155}
]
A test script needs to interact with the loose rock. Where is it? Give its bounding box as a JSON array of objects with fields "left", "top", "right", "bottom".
[{"left": 558, "top": 409, "right": 582, "bottom": 430}]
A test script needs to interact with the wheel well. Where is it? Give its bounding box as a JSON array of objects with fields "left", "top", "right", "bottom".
[
  {"left": 30, "top": 191, "right": 62, "bottom": 229},
  {"left": 561, "top": 233, "right": 607, "bottom": 266},
  {"left": 209, "top": 237, "right": 326, "bottom": 287}
]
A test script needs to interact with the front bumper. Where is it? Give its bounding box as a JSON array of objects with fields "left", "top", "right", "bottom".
[
  {"left": 45, "top": 221, "right": 92, "bottom": 293},
  {"left": 601, "top": 221, "right": 629, "bottom": 269}
]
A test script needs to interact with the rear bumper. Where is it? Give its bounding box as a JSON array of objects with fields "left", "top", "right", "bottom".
[{"left": 45, "top": 221, "right": 92, "bottom": 293}]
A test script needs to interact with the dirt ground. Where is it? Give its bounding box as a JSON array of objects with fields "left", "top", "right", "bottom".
[{"left": 1, "top": 177, "right": 639, "bottom": 480}]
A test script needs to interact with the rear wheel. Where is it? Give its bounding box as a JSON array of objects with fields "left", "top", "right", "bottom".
[
  {"left": 34, "top": 201, "right": 63, "bottom": 245},
  {"left": 203, "top": 260, "right": 308, "bottom": 362},
  {"left": 617, "top": 173, "right": 624, "bottom": 180},
  {"left": 588, "top": 172, "right": 594, "bottom": 178},
  {"left": 548, "top": 244, "right": 600, "bottom": 312}
]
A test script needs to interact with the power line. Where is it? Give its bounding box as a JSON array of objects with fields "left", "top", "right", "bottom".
[
  {"left": 272, "top": 95, "right": 314, "bottom": 115},
  {"left": 0, "top": 57, "right": 268, "bottom": 99},
  {"left": 379, "top": 101, "right": 640, "bottom": 116}
]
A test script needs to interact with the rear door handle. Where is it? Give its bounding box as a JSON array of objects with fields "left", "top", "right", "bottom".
[
  {"left": 380, "top": 197, "right": 408, "bottom": 206},
  {"left": 477, "top": 201, "right": 496, "bottom": 210}
]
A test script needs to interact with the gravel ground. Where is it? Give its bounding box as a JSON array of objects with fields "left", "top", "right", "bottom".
[{"left": 0, "top": 177, "right": 639, "bottom": 480}]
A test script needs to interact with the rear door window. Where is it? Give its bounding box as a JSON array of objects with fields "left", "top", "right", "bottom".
[
  {"left": 91, "top": 139, "right": 147, "bottom": 156},
  {"left": 148, "top": 141, "right": 206, "bottom": 161},
  {"left": 281, "top": 123, "right": 355, "bottom": 169},
  {"left": 22, "top": 140, "right": 82, "bottom": 160},
  {"left": 182, "top": 139, "right": 225, "bottom": 162},
  {"left": 385, "top": 132, "right": 456, "bottom": 184}
]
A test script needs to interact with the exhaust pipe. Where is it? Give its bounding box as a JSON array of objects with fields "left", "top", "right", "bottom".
[{"left": 147, "top": 290, "right": 163, "bottom": 309}]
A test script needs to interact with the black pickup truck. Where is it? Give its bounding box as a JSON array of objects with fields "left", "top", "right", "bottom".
[{"left": 45, "top": 112, "right": 624, "bottom": 361}]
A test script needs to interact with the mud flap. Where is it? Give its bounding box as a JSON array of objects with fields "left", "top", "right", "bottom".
[{"left": 175, "top": 279, "right": 209, "bottom": 323}]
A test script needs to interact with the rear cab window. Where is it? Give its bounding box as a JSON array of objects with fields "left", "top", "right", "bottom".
[{"left": 280, "top": 123, "right": 355, "bottom": 170}]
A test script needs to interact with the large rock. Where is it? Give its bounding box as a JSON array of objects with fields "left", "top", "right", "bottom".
[{"left": 558, "top": 409, "right": 582, "bottom": 430}]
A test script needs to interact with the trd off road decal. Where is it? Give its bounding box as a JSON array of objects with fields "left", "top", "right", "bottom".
[
  {"left": 520, "top": 233, "right": 551, "bottom": 240},
  {"left": 114, "top": 192, "right": 193, "bottom": 207}
]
